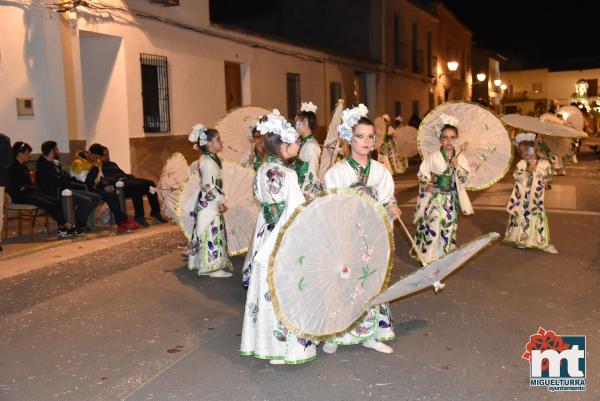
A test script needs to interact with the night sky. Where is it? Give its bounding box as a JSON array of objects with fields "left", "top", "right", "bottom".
[{"left": 210, "top": 0, "right": 600, "bottom": 70}]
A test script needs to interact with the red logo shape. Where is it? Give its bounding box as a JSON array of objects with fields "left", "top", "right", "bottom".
[{"left": 522, "top": 327, "right": 570, "bottom": 372}]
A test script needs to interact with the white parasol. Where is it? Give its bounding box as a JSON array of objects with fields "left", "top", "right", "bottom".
[
  {"left": 269, "top": 189, "right": 394, "bottom": 341},
  {"left": 558, "top": 106, "right": 585, "bottom": 131},
  {"left": 369, "top": 233, "right": 499, "bottom": 306},
  {"left": 539, "top": 113, "right": 575, "bottom": 157},
  {"left": 502, "top": 114, "right": 588, "bottom": 139},
  {"left": 419, "top": 102, "right": 512, "bottom": 191},
  {"left": 176, "top": 162, "right": 257, "bottom": 256},
  {"left": 318, "top": 99, "right": 344, "bottom": 181},
  {"left": 373, "top": 115, "right": 387, "bottom": 150},
  {"left": 393, "top": 125, "right": 419, "bottom": 158},
  {"left": 157, "top": 152, "right": 189, "bottom": 222},
  {"left": 220, "top": 162, "right": 259, "bottom": 256},
  {"left": 216, "top": 106, "right": 271, "bottom": 164}
]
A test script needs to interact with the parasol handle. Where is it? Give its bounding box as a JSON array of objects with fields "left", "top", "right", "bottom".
[
  {"left": 329, "top": 139, "right": 342, "bottom": 170},
  {"left": 395, "top": 216, "right": 427, "bottom": 267}
]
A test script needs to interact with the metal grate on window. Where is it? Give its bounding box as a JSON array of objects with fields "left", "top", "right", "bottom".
[
  {"left": 140, "top": 53, "right": 170, "bottom": 133},
  {"left": 286, "top": 73, "right": 301, "bottom": 119},
  {"left": 330, "top": 82, "right": 342, "bottom": 112}
]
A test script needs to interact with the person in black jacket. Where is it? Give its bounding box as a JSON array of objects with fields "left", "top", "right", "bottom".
[
  {"left": 93, "top": 145, "right": 165, "bottom": 226},
  {"left": 7, "top": 142, "right": 73, "bottom": 238},
  {"left": 0, "top": 133, "right": 14, "bottom": 252},
  {"left": 36, "top": 141, "right": 100, "bottom": 233}
]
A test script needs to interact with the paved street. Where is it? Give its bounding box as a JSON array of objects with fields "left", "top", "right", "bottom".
[{"left": 0, "top": 154, "right": 598, "bottom": 401}]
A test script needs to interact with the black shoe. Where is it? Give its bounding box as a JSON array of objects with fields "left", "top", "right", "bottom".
[
  {"left": 57, "top": 227, "right": 72, "bottom": 239},
  {"left": 150, "top": 213, "right": 167, "bottom": 224},
  {"left": 135, "top": 216, "right": 150, "bottom": 227},
  {"left": 74, "top": 226, "right": 88, "bottom": 236}
]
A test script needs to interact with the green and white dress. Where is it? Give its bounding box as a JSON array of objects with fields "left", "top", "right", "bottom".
[
  {"left": 187, "top": 153, "right": 231, "bottom": 275},
  {"left": 504, "top": 159, "right": 552, "bottom": 249},
  {"left": 323, "top": 157, "right": 396, "bottom": 345},
  {"left": 412, "top": 148, "right": 473, "bottom": 265},
  {"left": 240, "top": 156, "right": 317, "bottom": 364},
  {"left": 290, "top": 134, "right": 322, "bottom": 200}
]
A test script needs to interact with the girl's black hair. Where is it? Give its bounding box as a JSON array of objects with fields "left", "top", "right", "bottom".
[
  {"left": 296, "top": 111, "right": 317, "bottom": 131},
  {"left": 262, "top": 132, "right": 285, "bottom": 157},
  {"left": 440, "top": 124, "right": 459, "bottom": 136},
  {"left": 352, "top": 116, "right": 374, "bottom": 131},
  {"left": 12, "top": 141, "right": 32, "bottom": 156},
  {"left": 199, "top": 128, "right": 220, "bottom": 152}
]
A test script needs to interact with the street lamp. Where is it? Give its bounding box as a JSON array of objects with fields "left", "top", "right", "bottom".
[
  {"left": 494, "top": 79, "right": 502, "bottom": 87},
  {"left": 500, "top": 83, "right": 507, "bottom": 91},
  {"left": 447, "top": 61, "right": 459, "bottom": 72},
  {"left": 476, "top": 73, "right": 486, "bottom": 82}
]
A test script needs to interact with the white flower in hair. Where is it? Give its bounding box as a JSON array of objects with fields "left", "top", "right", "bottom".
[
  {"left": 337, "top": 103, "right": 369, "bottom": 142},
  {"left": 256, "top": 109, "right": 299, "bottom": 144},
  {"left": 189, "top": 123, "right": 208, "bottom": 147},
  {"left": 513, "top": 132, "right": 537, "bottom": 145},
  {"left": 436, "top": 113, "right": 459, "bottom": 137},
  {"left": 300, "top": 101, "right": 318, "bottom": 114}
]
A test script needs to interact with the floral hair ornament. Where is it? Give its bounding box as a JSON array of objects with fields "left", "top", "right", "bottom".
[
  {"left": 300, "top": 101, "right": 318, "bottom": 114},
  {"left": 436, "top": 113, "right": 460, "bottom": 137},
  {"left": 256, "top": 109, "right": 299, "bottom": 144},
  {"left": 337, "top": 103, "right": 369, "bottom": 142},
  {"left": 189, "top": 123, "right": 208, "bottom": 149},
  {"left": 513, "top": 132, "right": 537, "bottom": 146}
]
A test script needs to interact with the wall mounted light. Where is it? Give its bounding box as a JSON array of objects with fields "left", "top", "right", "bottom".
[
  {"left": 447, "top": 61, "right": 459, "bottom": 72},
  {"left": 476, "top": 73, "right": 486, "bottom": 82}
]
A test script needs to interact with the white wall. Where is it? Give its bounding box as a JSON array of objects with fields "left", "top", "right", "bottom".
[
  {"left": 547, "top": 69, "right": 600, "bottom": 105},
  {"left": 0, "top": 4, "right": 68, "bottom": 153}
]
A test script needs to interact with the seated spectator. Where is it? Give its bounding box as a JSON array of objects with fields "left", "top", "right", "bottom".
[
  {"left": 69, "top": 145, "right": 140, "bottom": 234},
  {"left": 36, "top": 141, "right": 101, "bottom": 234},
  {"left": 94, "top": 145, "right": 166, "bottom": 226},
  {"left": 7, "top": 142, "right": 73, "bottom": 238}
]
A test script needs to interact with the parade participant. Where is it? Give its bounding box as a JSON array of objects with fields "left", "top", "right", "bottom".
[
  {"left": 504, "top": 133, "right": 557, "bottom": 254},
  {"left": 241, "top": 117, "right": 267, "bottom": 172},
  {"left": 186, "top": 124, "right": 232, "bottom": 278},
  {"left": 322, "top": 104, "right": 401, "bottom": 355},
  {"left": 378, "top": 114, "right": 405, "bottom": 175},
  {"left": 412, "top": 114, "right": 472, "bottom": 265},
  {"left": 240, "top": 109, "right": 317, "bottom": 365},
  {"left": 291, "top": 101, "right": 322, "bottom": 200}
]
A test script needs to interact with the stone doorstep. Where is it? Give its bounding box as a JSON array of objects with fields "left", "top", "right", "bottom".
[{"left": 0, "top": 224, "right": 181, "bottom": 281}]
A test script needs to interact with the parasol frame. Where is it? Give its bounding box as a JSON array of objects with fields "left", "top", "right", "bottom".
[
  {"left": 417, "top": 100, "right": 514, "bottom": 192},
  {"left": 158, "top": 152, "right": 188, "bottom": 217},
  {"left": 267, "top": 188, "right": 395, "bottom": 342}
]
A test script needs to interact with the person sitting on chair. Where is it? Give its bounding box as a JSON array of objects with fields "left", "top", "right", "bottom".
[
  {"left": 36, "top": 141, "right": 101, "bottom": 234},
  {"left": 93, "top": 145, "right": 165, "bottom": 226},
  {"left": 7, "top": 142, "right": 73, "bottom": 238},
  {"left": 70, "top": 144, "right": 140, "bottom": 234}
]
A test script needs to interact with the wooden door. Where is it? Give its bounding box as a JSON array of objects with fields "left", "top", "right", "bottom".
[{"left": 224, "top": 62, "right": 242, "bottom": 111}]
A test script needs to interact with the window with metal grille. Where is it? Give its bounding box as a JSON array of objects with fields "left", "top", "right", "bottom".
[
  {"left": 286, "top": 73, "right": 301, "bottom": 119},
  {"left": 394, "top": 14, "right": 407, "bottom": 69},
  {"left": 140, "top": 53, "right": 170, "bottom": 133},
  {"left": 330, "top": 82, "right": 342, "bottom": 112},
  {"left": 412, "top": 100, "right": 419, "bottom": 116}
]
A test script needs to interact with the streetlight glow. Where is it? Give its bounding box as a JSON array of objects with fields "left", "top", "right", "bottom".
[
  {"left": 494, "top": 79, "right": 502, "bottom": 87},
  {"left": 447, "top": 61, "right": 459, "bottom": 72},
  {"left": 476, "top": 73, "right": 486, "bottom": 82},
  {"left": 500, "top": 83, "right": 507, "bottom": 90}
]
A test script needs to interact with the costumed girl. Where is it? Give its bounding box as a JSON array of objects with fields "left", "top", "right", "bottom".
[
  {"left": 241, "top": 117, "right": 266, "bottom": 172},
  {"left": 322, "top": 104, "right": 401, "bottom": 355},
  {"left": 291, "top": 101, "right": 322, "bottom": 200},
  {"left": 378, "top": 114, "right": 405, "bottom": 175},
  {"left": 504, "top": 132, "right": 557, "bottom": 254},
  {"left": 186, "top": 124, "right": 233, "bottom": 278},
  {"left": 412, "top": 114, "right": 473, "bottom": 265},
  {"left": 240, "top": 109, "right": 317, "bottom": 365}
]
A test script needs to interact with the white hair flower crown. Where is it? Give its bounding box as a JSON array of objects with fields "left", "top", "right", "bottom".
[
  {"left": 513, "top": 132, "right": 537, "bottom": 145},
  {"left": 337, "top": 103, "right": 369, "bottom": 142},
  {"left": 436, "top": 113, "right": 459, "bottom": 137},
  {"left": 300, "top": 101, "right": 318, "bottom": 114},
  {"left": 256, "top": 109, "right": 299, "bottom": 144},
  {"left": 189, "top": 123, "right": 208, "bottom": 147}
]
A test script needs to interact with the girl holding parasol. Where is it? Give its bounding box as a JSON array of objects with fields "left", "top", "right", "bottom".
[
  {"left": 240, "top": 109, "right": 317, "bottom": 365},
  {"left": 186, "top": 124, "right": 233, "bottom": 278},
  {"left": 291, "top": 101, "right": 323, "bottom": 200},
  {"left": 241, "top": 117, "right": 267, "bottom": 172},
  {"left": 412, "top": 114, "right": 473, "bottom": 265},
  {"left": 504, "top": 133, "right": 557, "bottom": 254},
  {"left": 321, "top": 104, "right": 402, "bottom": 355}
]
